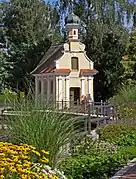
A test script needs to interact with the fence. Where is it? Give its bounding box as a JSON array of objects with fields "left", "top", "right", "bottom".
[{"left": 1, "top": 99, "right": 136, "bottom": 133}]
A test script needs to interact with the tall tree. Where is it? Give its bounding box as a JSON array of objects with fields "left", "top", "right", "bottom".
[
  {"left": 1, "top": 0, "right": 61, "bottom": 92},
  {"left": 0, "top": 1, "right": 7, "bottom": 92},
  {"left": 129, "top": 12, "right": 136, "bottom": 82}
]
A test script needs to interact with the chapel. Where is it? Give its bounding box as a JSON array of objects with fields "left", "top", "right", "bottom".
[{"left": 31, "top": 13, "right": 98, "bottom": 108}]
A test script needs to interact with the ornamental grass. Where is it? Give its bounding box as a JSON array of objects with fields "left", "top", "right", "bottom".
[
  {"left": 7, "top": 98, "right": 82, "bottom": 168},
  {"left": 0, "top": 142, "right": 58, "bottom": 179}
]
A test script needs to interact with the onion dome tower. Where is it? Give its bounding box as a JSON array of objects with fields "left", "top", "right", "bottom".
[{"left": 65, "top": 13, "right": 81, "bottom": 41}]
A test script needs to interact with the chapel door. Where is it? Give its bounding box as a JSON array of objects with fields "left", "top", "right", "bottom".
[
  {"left": 70, "top": 88, "right": 74, "bottom": 102},
  {"left": 70, "top": 87, "right": 80, "bottom": 105}
]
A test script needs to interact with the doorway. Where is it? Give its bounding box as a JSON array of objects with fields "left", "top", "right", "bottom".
[{"left": 70, "top": 87, "right": 80, "bottom": 104}]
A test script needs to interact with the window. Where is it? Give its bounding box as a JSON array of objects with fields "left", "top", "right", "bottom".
[
  {"left": 71, "top": 57, "right": 79, "bottom": 70},
  {"left": 73, "top": 30, "right": 76, "bottom": 35}
]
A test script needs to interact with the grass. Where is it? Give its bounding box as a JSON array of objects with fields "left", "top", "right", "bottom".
[
  {"left": 110, "top": 85, "right": 136, "bottom": 103},
  {"left": 6, "top": 98, "right": 83, "bottom": 168}
]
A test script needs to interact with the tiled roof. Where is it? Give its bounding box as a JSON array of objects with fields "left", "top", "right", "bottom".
[
  {"left": 80, "top": 69, "right": 98, "bottom": 73},
  {"left": 40, "top": 67, "right": 71, "bottom": 74},
  {"left": 55, "top": 69, "right": 71, "bottom": 73},
  {"left": 31, "top": 44, "right": 63, "bottom": 74}
]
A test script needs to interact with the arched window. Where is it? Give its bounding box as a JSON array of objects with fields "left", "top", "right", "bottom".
[
  {"left": 71, "top": 57, "right": 79, "bottom": 70},
  {"left": 73, "top": 30, "right": 76, "bottom": 35}
]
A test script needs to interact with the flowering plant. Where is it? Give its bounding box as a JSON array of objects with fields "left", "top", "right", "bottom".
[{"left": 0, "top": 142, "right": 66, "bottom": 179}]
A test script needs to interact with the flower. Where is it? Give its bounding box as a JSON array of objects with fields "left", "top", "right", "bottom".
[
  {"left": 0, "top": 142, "right": 60, "bottom": 179},
  {"left": 41, "top": 150, "right": 49, "bottom": 155}
]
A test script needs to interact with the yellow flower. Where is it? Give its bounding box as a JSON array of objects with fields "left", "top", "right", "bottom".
[
  {"left": 41, "top": 150, "right": 49, "bottom": 155},
  {"left": 32, "top": 150, "right": 41, "bottom": 157},
  {"left": 40, "top": 158, "right": 49, "bottom": 163},
  {"left": 0, "top": 142, "right": 58, "bottom": 178}
]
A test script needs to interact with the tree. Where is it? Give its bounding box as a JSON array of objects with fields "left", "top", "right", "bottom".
[
  {"left": 59, "top": 0, "right": 135, "bottom": 100},
  {"left": 1, "top": 0, "right": 61, "bottom": 92},
  {"left": 128, "top": 12, "right": 136, "bottom": 82},
  {"left": 85, "top": 21, "right": 125, "bottom": 100},
  {"left": 120, "top": 12, "right": 136, "bottom": 86},
  {"left": 0, "top": 1, "right": 7, "bottom": 92}
]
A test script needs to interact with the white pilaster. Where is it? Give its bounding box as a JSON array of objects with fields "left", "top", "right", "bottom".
[
  {"left": 88, "top": 76, "right": 94, "bottom": 101},
  {"left": 90, "top": 62, "right": 94, "bottom": 70},
  {"left": 58, "top": 76, "right": 63, "bottom": 109},
  {"left": 65, "top": 77, "right": 70, "bottom": 108},
  {"left": 55, "top": 60, "right": 60, "bottom": 69},
  {"left": 81, "top": 77, "right": 85, "bottom": 96}
]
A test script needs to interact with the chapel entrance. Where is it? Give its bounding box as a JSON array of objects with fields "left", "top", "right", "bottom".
[{"left": 70, "top": 87, "right": 80, "bottom": 104}]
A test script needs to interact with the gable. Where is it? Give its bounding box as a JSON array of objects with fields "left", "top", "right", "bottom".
[{"left": 58, "top": 51, "right": 93, "bottom": 70}]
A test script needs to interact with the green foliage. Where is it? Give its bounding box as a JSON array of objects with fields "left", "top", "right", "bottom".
[
  {"left": 0, "top": 51, "right": 5, "bottom": 91},
  {"left": 7, "top": 99, "right": 82, "bottom": 168},
  {"left": 0, "top": 89, "right": 18, "bottom": 104},
  {"left": 122, "top": 29, "right": 136, "bottom": 85},
  {"left": 112, "top": 85, "right": 136, "bottom": 103},
  {"left": 70, "top": 135, "right": 117, "bottom": 156},
  {"left": 91, "top": 29, "right": 125, "bottom": 100},
  {"left": 61, "top": 146, "right": 136, "bottom": 179},
  {"left": 1, "top": 0, "right": 61, "bottom": 91},
  {"left": 99, "top": 124, "right": 136, "bottom": 143},
  {"left": 127, "top": 31, "right": 136, "bottom": 62},
  {"left": 116, "top": 132, "right": 136, "bottom": 146}
]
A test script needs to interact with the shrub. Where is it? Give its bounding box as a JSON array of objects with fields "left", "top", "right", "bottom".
[
  {"left": 61, "top": 146, "right": 136, "bottom": 179},
  {"left": 7, "top": 99, "right": 82, "bottom": 167},
  {"left": 70, "top": 135, "right": 117, "bottom": 156},
  {"left": 116, "top": 132, "right": 136, "bottom": 146},
  {"left": 99, "top": 124, "right": 136, "bottom": 143}
]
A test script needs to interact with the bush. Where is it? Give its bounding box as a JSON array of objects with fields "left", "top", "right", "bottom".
[
  {"left": 61, "top": 146, "right": 136, "bottom": 179},
  {"left": 116, "top": 132, "right": 136, "bottom": 146},
  {"left": 7, "top": 99, "right": 82, "bottom": 168},
  {"left": 70, "top": 135, "right": 117, "bottom": 156},
  {"left": 99, "top": 124, "right": 136, "bottom": 143}
]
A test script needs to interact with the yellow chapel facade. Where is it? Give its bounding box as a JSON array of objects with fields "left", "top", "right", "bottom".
[{"left": 31, "top": 13, "right": 98, "bottom": 108}]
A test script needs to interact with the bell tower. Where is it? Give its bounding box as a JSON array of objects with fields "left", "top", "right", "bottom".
[{"left": 65, "top": 13, "right": 81, "bottom": 41}]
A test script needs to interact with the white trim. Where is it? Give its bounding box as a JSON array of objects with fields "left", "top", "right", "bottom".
[
  {"left": 81, "top": 77, "right": 85, "bottom": 96},
  {"left": 55, "top": 60, "right": 60, "bottom": 69},
  {"left": 65, "top": 77, "right": 70, "bottom": 107},
  {"left": 34, "top": 72, "right": 70, "bottom": 78},
  {"left": 34, "top": 73, "right": 54, "bottom": 78},
  {"left": 84, "top": 51, "right": 93, "bottom": 63},
  {"left": 87, "top": 76, "right": 94, "bottom": 101},
  {"left": 58, "top": 76, "right": 63, "bottom": 109},
  {"left": 90, "top": 62, "right": 94, "bottom": 70}
]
